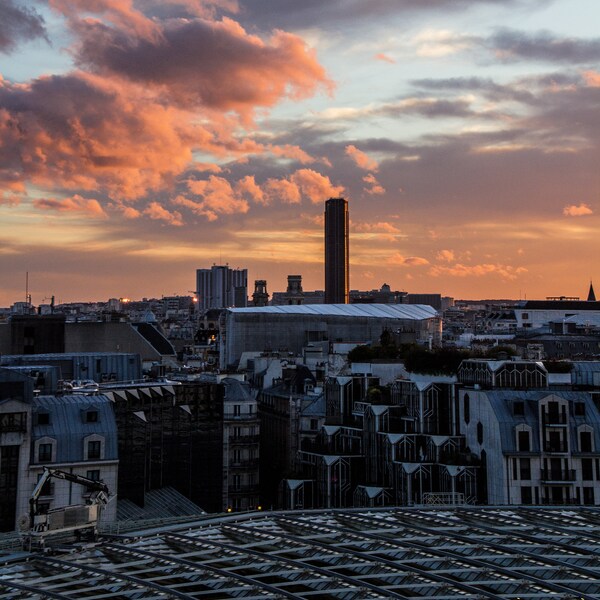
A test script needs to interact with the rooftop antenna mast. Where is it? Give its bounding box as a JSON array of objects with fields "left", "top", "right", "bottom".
[{"left": 25, "top": 271, "right": 31, "bottom": 306}]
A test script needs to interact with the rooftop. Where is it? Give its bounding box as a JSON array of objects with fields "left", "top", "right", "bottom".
[
  {"left": 3, "top": 506, "right": 600, "bottom": 598},
  {"left": 229, "top": 303, "right": 439, "bottom": 319}
]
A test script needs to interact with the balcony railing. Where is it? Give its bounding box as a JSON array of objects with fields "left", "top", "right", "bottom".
[
  {"left": 229, "top": 434, "right": 260, "bottom": 444},
  {"left": 540, "top": 469, "right": 576, "bottom": 482},
  {"left": 543, "top": 442, "right": 569, "bottom": 453},
  {"left": 223, "top": 413, "right": 259, "bottom": 421},
  {"left": 229, "top": 459, "right": 259, "bottom": 469},
  {"left": 542, "top": 413, "right": 567, "bottom": 426}
]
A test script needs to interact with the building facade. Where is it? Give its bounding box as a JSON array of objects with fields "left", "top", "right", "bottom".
[
  {"left": 196, "top": 265, "right": 248, "bottom": 312},
  {"left": 324, "top": 198, "right": 349, "bottom": 304}
]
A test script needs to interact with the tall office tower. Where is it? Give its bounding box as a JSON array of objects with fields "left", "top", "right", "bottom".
[
  {"left": 196, "top": 265, "right": 248, "bottom": 312},
  {"left": 324, "top": 197, "right": 349, "bottom": 304}
]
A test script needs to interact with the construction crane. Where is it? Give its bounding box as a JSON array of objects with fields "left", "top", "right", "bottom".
[{"left": 21, "top": 467, "right": 110, "bottom": 550}]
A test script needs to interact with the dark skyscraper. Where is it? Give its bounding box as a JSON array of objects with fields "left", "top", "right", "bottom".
[{"left": 324, "top": 197, "right": 349, "bottom": 304}]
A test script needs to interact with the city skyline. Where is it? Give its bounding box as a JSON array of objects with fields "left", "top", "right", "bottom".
[{"left": 0, "top": 0, "right": 599, "bottom": 305}]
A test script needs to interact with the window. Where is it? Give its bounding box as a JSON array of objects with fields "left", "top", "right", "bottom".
[
  {"left": 582, "top": 458, "right": 594, "bottom": 481},
  {"left": 310, "top": 418, "right": 319, "bottom": 431},
  {"left": 233, "top": 405, "right": 241, "bottom": 417},
  {"left": 86, "top": 470, "right": 100, "bottom": 481},
  {"left": 520, "top": 458, "right": 531, "bottom": 480},
  {"left": 518, "top": 430, "right": 530, "bottom": 452},
  {"left": 583, "top": 486, "right": 595, "bottom": 505},
  {"left": 513, "top": 401, "right": 525, "bottom": 416},
  {"left": 464, "top": 394, "right": 470, "bottom": 425},
  {"left": 575, "top": 402, "right": 586, "bottom": 417},
  {"left": 580, "top": 431, "right": 593, "bottom": 453},
  {"left": 521, "top": 486, "right": 532, "bottom": 504},
  {"left": 522, "top": 313, "right": 529, "bottom": 320},
  {"left": 86, "top": 411, "right": 99, "bottom": 423},
  {"left": 87, "top": 440, "right": 101, "bottom": 460},
  {"left": 477, "top": 422, "right": 484, "bottom": 445},
  {"left": 37, "top": 412, "right": 50, "bottom": 425},
  {"left": 38, "top": 443, "right": 52, "bottom": 463}
]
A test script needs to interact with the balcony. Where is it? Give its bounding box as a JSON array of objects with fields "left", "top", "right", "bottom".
[
  {"left": 543, "top": 442, "right": 569, "bottom": 453},
  {"left": 0, "top": 413, "right": 27, "bottom": 434},
  {"left": 540, "top": 469, "right": 576, "bottom": 482},
  {"left": 223, "top": 413, "right": 259, "bottom": 422},
  {"left": 230, "top": 458, "right": 259, "bottom": 469},
  {"left": 229, "top": 434, "right": 260, "bottom": 444},
  {"left": 542, "top": 412, "right": 567, "bottom": 426}
]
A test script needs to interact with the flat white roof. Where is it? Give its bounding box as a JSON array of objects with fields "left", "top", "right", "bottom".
[{"left": 229, "top": 303, "right": 438, "bottom": 320}]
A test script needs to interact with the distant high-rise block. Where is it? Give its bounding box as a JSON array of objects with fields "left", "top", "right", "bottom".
[
  {"left": 196, "top": 265, "right": 248, "bottom": 311},
  {"left": 324, "top": 198, "right": 349, "bottom": 304}
]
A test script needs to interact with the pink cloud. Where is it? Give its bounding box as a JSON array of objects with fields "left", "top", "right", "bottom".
[
  {"left": 264, "top": 177, "right": 302, "bottom": 204},
  {"left": 362, "top": 173, "right": 386, "bottom": 195},
  {"left": 290, "top": 169, "right": 344, "bottom": 203},
  {"left": 374, "top": 53, "right": 395, "bottom": 64},
  {"left": 563, "top": 203, "right": 593, "bottom": 217},
  {"left": 582, "top": 70, "right": 600, "bottom": 88},
  {"left": 345, "top": 144, "right": 379, "bottom": 171},
  {"left": 235, "top": 175, "right": 265, "bottom": 204},
  {"left": 33, "top": 194, "right": 108, "bottom": 218},
  {"left": 268, "top": 144, "right": 316, "bottom": 164},
  {"left": 0, "top": 193, "right": 21, "bottom": 207},
  {"left": 144, "top": 201, "right": 183, "bottom": 225},
  {"left": 186, "top": 175, "right": 249, "bottom": 216},
  {"left": 71, "top": 14, "right": 333, "bottom": 121}
]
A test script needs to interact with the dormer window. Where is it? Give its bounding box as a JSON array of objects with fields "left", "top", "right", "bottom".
[
  {"left": 86, "top": 410, "right": 99, "bottom": 423},
  {"left": 37, "top": 412, "right": 50, "bottom": 425}
]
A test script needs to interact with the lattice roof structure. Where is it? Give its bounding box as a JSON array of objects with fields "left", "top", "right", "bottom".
[{"left": 3, "top": 506, "right": 600, "bottom": 598}]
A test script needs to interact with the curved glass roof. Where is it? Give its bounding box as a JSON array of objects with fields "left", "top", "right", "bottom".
[{"left": 2, "top": 506, "right": 600, "bottom": 598}]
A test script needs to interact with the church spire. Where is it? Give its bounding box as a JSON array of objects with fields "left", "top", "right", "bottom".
[{"left": 587, "top": 281, "right": 596, "bottom": 302}]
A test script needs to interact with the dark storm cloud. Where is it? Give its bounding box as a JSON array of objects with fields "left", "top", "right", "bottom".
[
  {"left": 0, "top": 0, "right": 46, "bottom": 53},
  {"left": 489, "top": 28, "right": 600, "bottom": 63}
]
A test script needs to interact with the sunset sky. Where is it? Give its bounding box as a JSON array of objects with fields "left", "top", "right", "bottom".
[{"left": 1, "top": 0, "right": 599, "bottom": 305}]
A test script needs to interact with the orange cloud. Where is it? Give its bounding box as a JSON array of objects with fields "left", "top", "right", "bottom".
[
  {"left": 72, "top": 14, "right": 333, "bottom": 121},
  {"left": 563, "top": 203, "right": 593, "bottom": 217},
  {"left": 387, "top": 253, "right": 430, "bottom": 267},
  {"left": 436, "top": 249, "right": 455, "bottom": 262},
  {"left": 582, "top": 70, "right": 600, "bottom": 88},
  {"left": 362, "top": 173, "right": 386, "bottom": 195},
  {"left": 186, "top": 175, "right": 249, "bottom": 216},
  {"left": 290, "top": 169, "right": 344, "bottom": 203},
  {"left": 33, "top": 194, "right": 108, "bottom": 218},
  {"left": 235, "top": 175, "right": 265, "bottom": 204},
  {"left": 144, "top": 202, "right": 183, "bottom": 225},
  {"left": 429, "top": 263, "right": 528, "bottom": 279},
  {"left": 264, "top": 178, "right": 302, "bottom": 204},
  {"left": 345, "top": 144, "right": 379, "bottom": 171},
  {"left": 268, "top": 144, "right": 316, "bottom": 164},
  {"left": 353, "top": 222, "right": 400, "bottom": 234}
]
